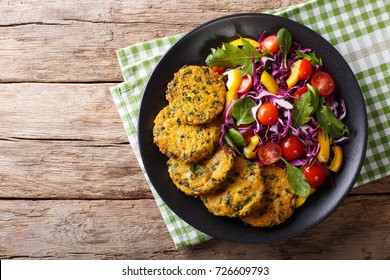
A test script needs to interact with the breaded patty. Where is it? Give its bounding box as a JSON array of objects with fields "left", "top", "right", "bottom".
[
  {"left": 153, "top": 105, "right": 220, "bottom": 164},
  {"left": 241, "top": 166, "right": 297, "bottom": 227},
  {"left": 200, "top": 157, "right": 264, "bottom": 218},
  {"left": 166, "top": 65, "right": 226, "bottom": 125},
  {"left": 167, "top": 148, "right": 234, "bottom": 197}
]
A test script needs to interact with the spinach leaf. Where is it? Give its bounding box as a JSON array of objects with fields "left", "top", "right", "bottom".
[
  {"left": 292, "top": 84, "right": 319, "bottom": 126},
  {"left": 281, "top": 158, "right": 310, "bottom": 197},
  {"left": 277, "top": 28, "right": 292, "bottom": 67},
  {"left": 315, "top": 97, "right": 350, "bottom": 141},
  {"left": 231, "top": 98, "right": 257, "bottom": 126},
  {"left": 223, "top": 133, "right": 243, "bottom": 156},
  {"left": 228, "top": 128, "right": 247, "bottom": 148},
  {"left": 205, "top": 39, "right": 262, "bottom": 76}
]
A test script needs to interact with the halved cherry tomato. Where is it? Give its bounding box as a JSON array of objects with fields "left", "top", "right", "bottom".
[
  {"left": 260, "top": 35, "right": 279, "bottom": 54},
  {"left": 302, "top": 161, "right": 327, "bottom": 187},
  {"left": 310, "top": 71, "right": 335, "bottom": 96},
  {"left": 298, "top": 58, "right": 313, "bottom": 80},
  {"left": 257, "top": 103, "right": 279, "bottom": 126},
  {"left": 237, "top": 74, "right": 253, "bottom": 95},
  {"left": 294, "top": 85, "right": 308, "bottom": 98},
  {"left": 280, "top": 135, "right": 305, "bottom": 160},
  {"left": 257, "top": 142, "right": 282, "bottom": 165},
  {"left": 212, "top": 66, "right": 225, "bottom": 74}
]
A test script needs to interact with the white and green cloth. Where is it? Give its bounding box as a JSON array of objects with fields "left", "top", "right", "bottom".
[{"left": 110, "top": 0, "right": 390, "bottom": 248}]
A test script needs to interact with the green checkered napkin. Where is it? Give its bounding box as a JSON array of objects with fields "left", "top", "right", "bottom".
[{"left": 110, "top": 0, "right": 390, "bottom": 248}]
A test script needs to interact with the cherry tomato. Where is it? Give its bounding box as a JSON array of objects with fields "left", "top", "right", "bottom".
[
  {"left": 257, "top": 142, "right": 282, "bottom": 165},
  {"left": 310, "top": 71, "right": 335, "bottom": 96},
  {"left": 257, "top": 103, "right": 279, "bottom": 126},
  {"left": 294, "top": 85, "right": 308, "bottom": 98},
  {"left": 303, "top": 162, "right": 327, "bottom": 187},
  {"left": 298, "top": 58, "right": 313, "bottom": 80},
  {"left": 280, "top": 135, "right": 305, "bottom": 160},
  {"left": 260, "top": 35, "right": 279, "bottom": 54},
  {"left": 237, "top": 74, "right": 253, "bottom": 95},
  {"left": 212, "top": 66, "right": 225, "bottom": 74}
]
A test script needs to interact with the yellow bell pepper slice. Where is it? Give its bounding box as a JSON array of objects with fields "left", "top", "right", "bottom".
[
  {"left": 243, "top": 135, "right": 260, "bottom": 159},
  {"left": 224, "top": 69, "right": 242, "bottom": 109},
  {"left": 317, "top": 132, "right": 330, "bottom": 163},
  {"left": 261, "top": 71, "right": 279, "bottom": 95},
  {"left": 296, "top": 187, "right": 317, "bottom": 208},
  {"left": 286, "top": 59, "right": 302, "bottom": 88},
  {"left": 230, "top": 38, "right": 260, "bottom": 48},
  {"left": 328, "top": 146, "right": 343, "bottom": 172}
]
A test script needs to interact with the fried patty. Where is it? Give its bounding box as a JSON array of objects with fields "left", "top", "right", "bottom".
[
  {"left": 200, "top": 157, "right": 264, "bottom": 218},
  {"left": 166, "top": 65, "right": 226, "bottom": 125},
  {"left": 167, "top": 148, "right": 234, "bottom": 197},
  {"left": 153, "top": 105, "right": 220, "bottom": 164},
  {"left": 241, "top": 166, "right": 297, "bottom": 227}
]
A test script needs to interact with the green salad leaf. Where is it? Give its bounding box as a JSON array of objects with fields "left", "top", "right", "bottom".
[
  {"left": 315, "top": 97, "right": 350, "bottom": 141},
  {"left": 228, "top": 128, "right": 247, "bottom": 148},
  {"left": 277, "top": 28, "right": 292, "bottom": 67},
  {"left": 293, "top": 85, "right": 349, "bottom": 140},
  {"left": 292, "top": 84, "right": 319, "bottom": 126},
  {"left": 223, "top": 133, "right": 243, "bottom": 156},
  {"left": 295, "top": 50, "right": 323, "bottom": 66},
  {"left": 281, "top": 158, "right": 310, "bottom": 197},
  {"left": 205, "top": 38, "right": 262, "bottom": 76},
  {"left": 231, "top": 97, "right": 257, "bottom": 126}
]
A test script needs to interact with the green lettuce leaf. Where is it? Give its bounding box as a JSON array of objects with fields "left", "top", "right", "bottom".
[
  {"left": 231, "top": 97, "right": 256, "bottom": 126},
  {"left": 315, "top": 97, "right": 350, "bottom": 141},
  {"left": 228, "top": 128, "right": 247, "bottom": 148},
  {"left": 281, "top": 158, "right": 310, "bottom": 197},
  {"left": 295, "top": 50, "right": 323, "bottom": 66},
  {"left": 205, "top": 39, "right": 262, "bottom": 76},
  {"left": 292, "top": 84, "right": 319, "bottom": 126}
]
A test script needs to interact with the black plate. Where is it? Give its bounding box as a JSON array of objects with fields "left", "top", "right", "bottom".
[{"left": 138, "top": 13, "right": 367, "bottom": 243}]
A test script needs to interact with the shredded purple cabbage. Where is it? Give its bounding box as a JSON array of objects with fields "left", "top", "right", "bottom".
[{"left": 219, "top": 32, "right": 349, "bottom": 167}]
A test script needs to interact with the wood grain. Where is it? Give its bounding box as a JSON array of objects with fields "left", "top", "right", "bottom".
[
  {"left": 1, "top": 195, "right": 389, "bottom": 259},
  {"left": 1, "top": 82, "right": 386, "bottom": 200},
  {"left": 1, "top": 0, "right": 389, "bottom": 260},
  {"left": 0, "top": 83, "right": 126, "bottom": 141},
  {"left": 0, "top": 0, "right": 305, "bottom": 82},
  {"left": 0, "top": 140, "right": 151, "bottom": 199},
  {"left": 0, "top": 135, "right": 389, "bottom": 199}
]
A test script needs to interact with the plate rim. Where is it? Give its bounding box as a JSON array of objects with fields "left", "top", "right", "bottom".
[{"left": 138, "top": 13, "right": 368, "bottom": 243}]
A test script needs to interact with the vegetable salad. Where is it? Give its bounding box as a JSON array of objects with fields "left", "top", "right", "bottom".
[{"left": 205, "top": 28, "right": 350, "bottom": 202}]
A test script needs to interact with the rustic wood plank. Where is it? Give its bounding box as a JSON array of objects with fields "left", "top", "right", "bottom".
[
  {"left": 0, "top": 199, "right": 168, "bottom": 259},
  {"left": 0, "top": 137, "right": 388, "bottom": 199},
  {"left": 0, "top": 83, "right": 387, "bottom": 199},
  {"left": 0, "top": 0, "right": 306, "bottom": 25},
  {"left": 0, "top": 24, "right": 125, "bottom": 82},
  {"left": 0, "top": 0, "right": 307, "bottom": 82},
  {"left": 0, "top": 195, "right": 389, "bottom": 259},
  {"left": 0, "top": 82, "right": 150, "bottom": 199},
  {"left": 0, "top": 140, "right": 151, "bottom": 199},
  {"left": 0, "top": 83, "right": 126, "bottom": 141},
  {"left": 351, "top": 176, "right": 390, "bottom": 195},
  {"left": 1, "top": 0, "right": 388, "bottom": 261}
]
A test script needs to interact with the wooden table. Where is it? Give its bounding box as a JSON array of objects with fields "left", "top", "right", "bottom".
[{"left": 1, "top": 0, "right": 389, "bottom": 260}]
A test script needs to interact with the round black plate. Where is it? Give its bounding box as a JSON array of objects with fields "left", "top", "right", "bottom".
[{"left": 138, "top": 13, "right": 367, "bottom": 243}]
